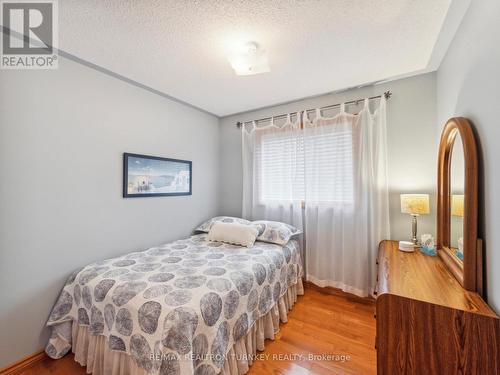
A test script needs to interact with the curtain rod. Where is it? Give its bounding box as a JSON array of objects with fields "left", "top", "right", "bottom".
[{"left": 236, "top": 90, "right": 392, "bottom": 128}]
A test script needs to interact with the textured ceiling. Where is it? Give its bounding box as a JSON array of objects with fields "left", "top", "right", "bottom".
[{"left": 59, "top": 0, "right": 455, "bottom": 116}]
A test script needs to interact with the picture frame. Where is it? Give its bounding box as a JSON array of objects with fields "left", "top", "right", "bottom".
[{"left": 123, "top": 153, "right": 192, "bottom": 198}]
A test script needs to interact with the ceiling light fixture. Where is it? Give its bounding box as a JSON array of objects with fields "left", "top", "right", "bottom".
[{"left": 227, "top": 41, "right": 270, "bottom": 76}]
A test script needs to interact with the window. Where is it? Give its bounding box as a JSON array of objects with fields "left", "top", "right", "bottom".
[
  {"left": 256, "top": 124, "right": 354, "bottom": 204},
  {"left": 257, "top": 131, "right": 305, "bottom": 201}
]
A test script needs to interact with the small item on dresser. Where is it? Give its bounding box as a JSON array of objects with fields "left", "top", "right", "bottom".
[
  {"left": 420, "top": 233, "right": 437, "bottom": 256},
  {"left": 398, "top": 240, "right": 415, "bottom": 252}
]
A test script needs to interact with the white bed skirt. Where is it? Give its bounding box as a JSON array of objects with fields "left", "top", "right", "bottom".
[{"left": 70, "top": 278, "right": 304, "bottom": 375}]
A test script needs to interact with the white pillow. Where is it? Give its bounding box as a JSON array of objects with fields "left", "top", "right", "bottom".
[
  {"left": 195, "top": 216, "right": 251, "bottom": 233},
  {"left": 207, "top": 222, "right": 259, "bottom": 248},
  {"left": 252, "top": 220, "right": 301, "bottom": 245}
]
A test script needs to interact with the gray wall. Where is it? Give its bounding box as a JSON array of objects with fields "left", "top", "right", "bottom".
[
  {"left": 6, "top": 1, "right": 500, "bottom": 365},
  {"left": 219, "top": 73, "right": 438, "bottom": 241},
  {"left": 437, "top": 0, "right": 500, "bottom": 311},
  {"left": 0, "top": 57, "right": 219, "bottom": 366}
]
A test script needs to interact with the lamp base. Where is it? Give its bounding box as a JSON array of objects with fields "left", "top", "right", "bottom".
[
  {"left": 399, "top": 241, "right": 416, "bottom": 252},
  {"left": 410, "top": 238, "right": 421, "bottom": 247},
  {"left": 410, "top": 214, "right": 420, "bottom": 246}
]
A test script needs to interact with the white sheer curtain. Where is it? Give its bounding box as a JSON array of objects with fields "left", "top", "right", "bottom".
[
  {"left": 242, "top": 98, "right": 390, "bottom": 297},
  {"left": 242, "top": 114, "right": 303, "bottom": 230}
]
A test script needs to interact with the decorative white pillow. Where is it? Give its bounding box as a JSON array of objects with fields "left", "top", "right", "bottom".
[
  {"left": 252, "top": 220, "right": 301, "bottom": 246},
  {"left": 207, "top": 222, "right": 259, "bottom": 247},
  {"left": 196, "top": 216, "right": 251, "bottom": 233}
]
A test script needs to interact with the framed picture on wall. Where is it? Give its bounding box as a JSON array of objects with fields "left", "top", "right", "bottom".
[{"left": 123, "top": 153, "right": 192, "bottom": 197}]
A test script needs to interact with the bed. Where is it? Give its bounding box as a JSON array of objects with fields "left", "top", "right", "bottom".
[{"left": 45, "top": 232, "right": 303, "bottom": 375}]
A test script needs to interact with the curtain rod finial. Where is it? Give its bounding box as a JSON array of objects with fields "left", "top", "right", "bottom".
[
  {"left": 236, "top": 121, "right": 242, "bottom": 129},
  {"left": 384, "top": 91, "right": 392, "bottom": 100}
]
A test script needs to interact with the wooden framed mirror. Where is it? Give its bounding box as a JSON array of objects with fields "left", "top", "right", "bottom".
[{"left": 437, "top": 117, "right": 482, "bottom": 294}]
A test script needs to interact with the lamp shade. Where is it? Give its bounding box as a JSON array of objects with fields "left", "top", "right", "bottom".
[
  {"left": 451, "top": 194, "right": 464, "bottom": 217},
  {"left": 400, "top": 194, "right": 430, "bottom": 215}
]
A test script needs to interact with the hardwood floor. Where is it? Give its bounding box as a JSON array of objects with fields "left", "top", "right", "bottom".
[{"left": 16, "top": 287, "right": 376, "bottom": 375}]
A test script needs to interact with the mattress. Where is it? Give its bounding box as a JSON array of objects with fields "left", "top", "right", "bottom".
[{"left": 46, "top": 233, "right": 302, "bottom": 374}]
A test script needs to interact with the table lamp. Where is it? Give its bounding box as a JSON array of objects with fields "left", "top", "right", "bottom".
[
  {"left": 400, "top": 194, "right": 430, "bottom": 245},
  {"left": 451, "top": 194, "right": 464, "bottom": 217}
]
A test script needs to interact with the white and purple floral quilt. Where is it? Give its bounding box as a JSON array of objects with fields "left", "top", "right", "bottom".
[{"left": 46, "top": 233, "right": 301, "bottom": 375}]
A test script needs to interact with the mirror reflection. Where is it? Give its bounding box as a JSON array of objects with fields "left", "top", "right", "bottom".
[{"left": 450, "top": 133, "right": 464, "bottom": 260}]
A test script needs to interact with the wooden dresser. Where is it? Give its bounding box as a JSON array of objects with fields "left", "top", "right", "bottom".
[{"left": 375, "top": 240, "right": 500, "bottom": 375}]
